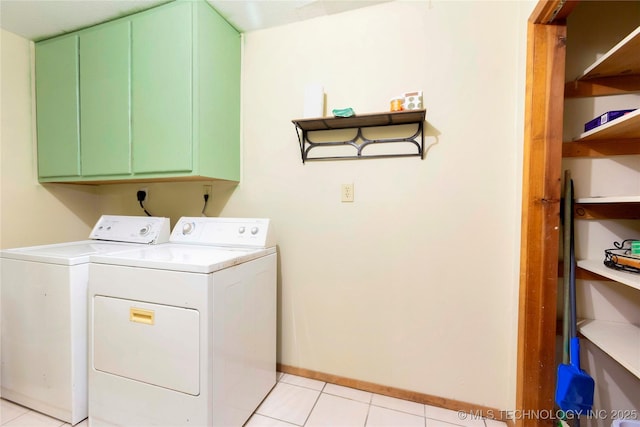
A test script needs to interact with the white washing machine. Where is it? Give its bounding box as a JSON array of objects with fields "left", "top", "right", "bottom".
[
  {"left": 88, "top": 216, "right": 277, "bottom": 427},
  {"left": 0, "top": 215, "right": 170, "bottom": 425}
]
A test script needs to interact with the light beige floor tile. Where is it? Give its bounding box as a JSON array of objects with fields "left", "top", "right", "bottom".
[
  {"left": 278, "top": 374, "right": 325, "bottom": 391},
  {"left": 2, "top": 411, "right": 65, "bottom": 427},
  {"left": 371, "top": 394, "right": 425, "bottom": 417},
  {"left": 366, "top": 405, "right": 425, "bottom": 427},
  {"left": 244, "top": 414, "right": 299, "bottom": 426},
  {"left": 255, "top": 382, "right": 320, "bottom": 426},
  {"left": 484, "top": 419, "right": 507, "bottom": 427},
  {"left": 424, "top": 420, "right": 461, "bottom": 427},
  {"left": 425, "top": 406, "right": 485, "bottom": 427},
  {"left": 305, "top": 394, "right": 369, "bottom": 427},
  {"left": 0, "top": 400, "right": 30, "bottom": 425},
  {"left": 323, "top": 384, "right": 372, "bottom": 404}
]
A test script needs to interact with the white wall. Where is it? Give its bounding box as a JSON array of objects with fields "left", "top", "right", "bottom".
[
  {"left": 0, "top": 29, "right": 100, "bottom": 249},
  {"left": 222, "top": 0, "right": 533, "bottom": 410},
  {"left": 0, "top": 0, "right": 535, "bottom": 412}
]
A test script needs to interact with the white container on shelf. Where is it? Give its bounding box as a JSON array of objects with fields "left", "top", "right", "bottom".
[{"left": 303, "top": 83, "right": 324, "bottom": 118}]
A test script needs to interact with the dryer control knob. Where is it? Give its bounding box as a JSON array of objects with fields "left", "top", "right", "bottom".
[
  {"left": 139, "top": 225, "right": 151, "bottom": 236},
  {"left": 238, "top": 226, "right": 246, "bottom": 234},
  {"left": 182, "top": 222, "right": 195, "bottom": 235},
  {"left": 251, "top": 226, "right": 259, "bottom": 235}
]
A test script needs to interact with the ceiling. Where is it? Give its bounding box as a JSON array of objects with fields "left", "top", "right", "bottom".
[{"left": 0, "top": 0, "right": 391, "bottom": 41}]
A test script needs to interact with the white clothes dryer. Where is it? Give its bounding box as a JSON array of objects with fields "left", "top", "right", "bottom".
[
  {"left": 0, "top": 215, "right": 170, "bottom": 425},
  {"left": 88, "top": 217, "right": 277, "bottom": 427}
]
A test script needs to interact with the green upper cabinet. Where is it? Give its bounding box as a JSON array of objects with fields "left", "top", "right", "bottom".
[
  {"left": 34, "top": 0, "right": 241, "bottom": 183},
  {"left": 35, "top": 35, "right": 81, "bottom": 178},
  {"left": 80, "top": 21, "right": 132, "bottom": 176},
  {"left": 196, "top": 1, "right": 241, "bottom": 182},
  {"left": 131, "top": 2, "right": 193, "bottom": 174}
]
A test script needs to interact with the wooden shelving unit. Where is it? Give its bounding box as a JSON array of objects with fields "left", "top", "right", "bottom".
[
  {"left": 563, "top": 26, "right": 640, "bottom": 159},
  {"left": 564, "top": 24, "right": 640, "bottom": 382},
  {"left": 564, "top": 26, "right": 640, "bottom": 98}
]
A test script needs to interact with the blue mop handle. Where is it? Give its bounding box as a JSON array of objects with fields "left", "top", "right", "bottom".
[
  {"left": 568, "top": 178, "right": 581, "bottom": 370},
  {"left": 570, "top": 337, "right": 581, "bottom": 369}
]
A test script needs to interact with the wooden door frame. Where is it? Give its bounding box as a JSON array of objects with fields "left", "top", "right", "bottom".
[{"left": 516, "top": 1, "right": 578, "bottom": 426}]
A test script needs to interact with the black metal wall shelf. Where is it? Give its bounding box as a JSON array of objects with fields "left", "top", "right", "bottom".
[{"left": 292, "top": 109, "right": 426, "bottom": 163}]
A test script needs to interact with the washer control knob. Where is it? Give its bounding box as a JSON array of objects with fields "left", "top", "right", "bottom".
[
  {"left": 182, "top": 222, "right": 195, "bottom": 235},
  {"left": 238, "top": 226, "right": 246, "bottom": 234},
  {"left": 139, "top": 225, "right": 151, "bottom": 236},
  {"left": 251, "top": 226, "right": 259, "bottom": 235}
]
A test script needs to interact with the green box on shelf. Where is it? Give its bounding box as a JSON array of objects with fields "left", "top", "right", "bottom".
[{"left": 632, "top": 240, "right": 640, "bottom": 255}]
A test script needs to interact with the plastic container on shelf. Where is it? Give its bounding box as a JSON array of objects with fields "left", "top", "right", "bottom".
[{"left": 390, "top": 97, "right": 404, "bottom": 112}]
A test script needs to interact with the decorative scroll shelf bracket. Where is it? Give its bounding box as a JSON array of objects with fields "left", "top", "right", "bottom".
[{"left": 292, "top": 110, "right": 426, "bottom": 163}]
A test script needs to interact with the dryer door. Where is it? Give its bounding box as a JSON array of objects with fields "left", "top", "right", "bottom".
[{"left": 92, "top": 296, "right": 200, "bottom": 395}]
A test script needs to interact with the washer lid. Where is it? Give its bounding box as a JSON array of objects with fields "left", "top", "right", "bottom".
[
  {"left": 0, "top": 241, "right": 140, "bottom": 265},
  {"left": 90, "top": 244, "right": 276, "bottom": 273}
]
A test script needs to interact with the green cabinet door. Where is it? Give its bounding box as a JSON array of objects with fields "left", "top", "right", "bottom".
[
  {"left": 131, "top": 2, "right": 193, "bottom": 174},
  {"left": 35, "top": 36, "right": 80, "bottom": 178},
  {"left": 80, "top": 21, "right": 132, "bottom": 176},
  {"left": 196, "top": 2, "right": 241, "bottom": 181}
]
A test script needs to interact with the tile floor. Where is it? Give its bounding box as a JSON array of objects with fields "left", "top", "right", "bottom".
[{"left": 1, "top": 373, "right": 507, "bottom": 427}]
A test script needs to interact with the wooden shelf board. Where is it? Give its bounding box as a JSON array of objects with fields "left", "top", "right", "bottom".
[
  {"left": 562, "top": 138, "right": 640, "bottom": 157},
  {"left": 578, "top": 319, "right": 640, "bottom": 379},
  {"left": 574, "top": 200, "right": 640, "bottom": 220},
  {"left": 579, "top": 26, "right": 640, "bottom": 80},
  {"left": 577, "top": 259, "right": 640, "bottom": 291},
  {"left": 576, "top": 195, "right": 640, "bottom": 204},
  {"left": 558, "top": 261, "right": 609, "bottom": 280},
  {"left": 565, "top": 75, "right": 640, "bottom": 98},
  {"left": 292, "top": 109, "right": 426, "bottom": 131},
  {"left": 573, "top": 109, "right": 640, "bottom": 141}
]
